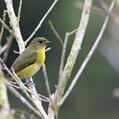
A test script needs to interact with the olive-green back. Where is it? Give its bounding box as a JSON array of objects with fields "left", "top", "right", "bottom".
[{"left": 12, "top": 47, "right": 37, "bottom": 73}]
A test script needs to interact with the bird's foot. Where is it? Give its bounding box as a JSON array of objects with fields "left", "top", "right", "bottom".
[{"left": 25, "top": 77, "right": 36, "bottom": 86}]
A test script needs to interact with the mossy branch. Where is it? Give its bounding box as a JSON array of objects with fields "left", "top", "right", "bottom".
[
  {"left": 55, "top": 0, "right": 93, "bottom": 104},
  {"left": 60, "top": 0, "right": 115, "bottom": 105}
]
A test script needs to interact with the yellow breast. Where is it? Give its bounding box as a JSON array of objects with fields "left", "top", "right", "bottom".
[
  {"left": 16, "top": 48, "right": 45, "bottom": 79},
  {"left": 36, "top": 48, "right": 45, "bottom": 64},
  {"left": 16, "top": 64, "right": 41, "bottom": 79}
]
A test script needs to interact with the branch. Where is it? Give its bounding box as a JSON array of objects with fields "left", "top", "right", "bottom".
[
  {"left": 0, "top": 64, "right": 10, "bottom": 116},
  {"left": 42, "top": 64, "right": 51, "bottom": 97},
  {"left": 3, "top": 35, "right": 13, "bottom": 62},
  {"left": 0, "top": 18, "right": 14, "bottom": 36},
  {"left": 0, "top": 44, "right": 8, "bottom": 55},
  {"left": 4, "top": 0, "right": 25, "bottom": 53},
  {"left": 55, "top": 0, "right": 92, "bottom": 104},
  {"left": 17, "top": 0, "right": 22, "bottom": 23},
  {"left": 49, "top": 20, "right": 63, "bottom": 45},
  {"left": 26, "top": 77, "right": 48, "bottom": 119},
  {"left": 0, "top": 11, "right": 7, "bottom": 43},
  {"left": 60, "top": 0, "right": 115, "bottom": 105},
  {"left": 25, "top": 0, "right": 58, "bottom": 44},
  {"left": 58, "top": 29, "right": 77, "bottom": 80},
  {"left": 5, "top": 80, "right": 42, "bottom": 117}
]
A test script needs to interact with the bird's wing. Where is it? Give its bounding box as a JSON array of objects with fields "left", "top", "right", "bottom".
[{"left": 12, "top": 49, "right": 37, "bottom": 73}]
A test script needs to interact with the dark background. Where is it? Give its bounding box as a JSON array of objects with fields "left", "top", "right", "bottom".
[{"left": 0, "top": 0, "right": 119, "bottom": 119}]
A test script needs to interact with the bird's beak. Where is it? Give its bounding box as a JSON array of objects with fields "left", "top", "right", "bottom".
[{"left": 44, "top": 40, "right": 51, "bottom": 45}]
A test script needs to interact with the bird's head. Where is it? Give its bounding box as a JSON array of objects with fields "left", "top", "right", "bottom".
[{"left": 30, "top": 37, "right": 51, "bottom": 49}]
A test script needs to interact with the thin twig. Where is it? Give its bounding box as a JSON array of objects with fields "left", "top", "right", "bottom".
[
  {"left": 0, "top": 11, "right": 7, "bottom": 43},
  {"left": 60, "top": 0, "right": 115, "bottom": 106},
  {"left": 98, "top": 0, "right": 112, "bottom": 16},
  {"left": 58, "top": 29, "right": 77, "bottom": 80},
  {"left": 8, "top": 82, "right": 24, "bottom": 89},
  {"left": 17, "top": 0, "right": 22, "bottom": 23},
  {"left": 0, "top": 18, "right": 14, "bottom": 36},
  {"left": 42, "top": 64, "right": 51, "bottom": 98},
  {"left": 98, "top": 0, "right": 119, "bottom": 26},
  {"left": 13, "top": 50, "right": 20, "bottom": 54},
  {"left": 0, "top": 44, "right": 8, "bottom": 55},
  {"left": 49, "top": 20, "right": 63, "bottom": 45},
  {"left": 25, "top": 0, "right": 58, "bottom": 44},
  {"left": 3, "top": 35, "right": 14, "bottom": 62},
  {"left": 45, "top": 47, "right": 51, "bottom": 52},
  {"left": 9, "top": 81, "right": 49, "bottom": 101}
]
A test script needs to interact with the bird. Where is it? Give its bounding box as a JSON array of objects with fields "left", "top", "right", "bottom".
[{"left": 10, "top": 37, "right": 51, "bottom": 81}]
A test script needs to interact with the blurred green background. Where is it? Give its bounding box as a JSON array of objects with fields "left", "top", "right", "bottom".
[{"left": 0, "top": 0, "right": 119, "bottom": 119}]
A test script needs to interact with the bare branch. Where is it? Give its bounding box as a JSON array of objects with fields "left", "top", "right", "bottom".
[
  {"left": 45, "top": 47, "right": 51, "bottom": 52},
  {"left": 60, "top": 0, "right": 115, "bottom": 106},
  {"left": 26, "top": 77, "right": 48, "bottom": 119},
  {"left": 5, "top": 80, "right": 42, "bottom": 117},
  {"left": 0, "top": 18, "right": 14, "bottom": 36},
  {"left": 17, "top": 0, "right": 22, "bottom": 23},
  {"left": 0, "top": 11, "right": 7, "bottom": 43},
  {"left": 0, "top": 44, "right": 8, "bottom": 55},
  {"left": 4, "top": 0, "right": 25, "bottom": 53},
  {"left": 58, "top": 29, "right": 77, "bottom": 80},
  {"left": 3, "top": 35, "right": 13, "bottom": 62},
  {"left": 25, "top": 0, "right": 58, "bottom": 44},
  {"left": 0, "top": 64, "right": 10, "bottom": 116},
  {"left": 48, "top": 103, "right": 55, "bottom": 119},
  {"left": 55, "top": 0, "right": 93, "bottom": 104},
  {"left": 49, "top": 20, "right": 63, "bottom": 45},
  {"left": 11, "top": 67, "right": 49, "bottom": 102},
  {"left": 42, "top": 64, "right": 51, "bottom": 98}
]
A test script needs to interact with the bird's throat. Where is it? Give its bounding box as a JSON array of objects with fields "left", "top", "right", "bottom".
[{"left": 36, "top": 48, "right": 45, "bottom": 64}]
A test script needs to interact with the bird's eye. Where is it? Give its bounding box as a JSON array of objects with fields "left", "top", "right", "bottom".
[{"left": 39, "top": 40, "right": 43, "bottom": 43}]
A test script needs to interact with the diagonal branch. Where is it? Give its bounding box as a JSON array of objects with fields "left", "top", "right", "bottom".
[
  {"left": 58, "top": 29, "right": 77, "bottom": 80},
  {"left": 49, "top": 20, "right": 63, "bottom": 45},
  {"left": 17, "top": 0, "right": 23, "bottom": 23},
  {"left": 4, "top": 0, "right": 25, "bottom": 53},
  {"left": 25, "top": 0, "right": 58, "bottom": 44},
  {"left": 0, "top": 64, "right": 10, "bottom": 116},
  {"left": 0, "top": 11, "right": 7, "bottom": 43},
  {"left": 42, "top": 63, "right": 51, "bottom": 98},
  {"left": 55, "top": 0, "right": 93, "bottom": 104},
  {"left": 0, "top": 18, "right": 14, "bottom": 36},
  {"left": 5, "top": 80, "right": 42, "bottom": 117},
  {"left": 60, "top": 0, "right": 115, "bottom": 105},
  {"left": 26, "top": 77, "right": 48, "bottom": 119}
]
